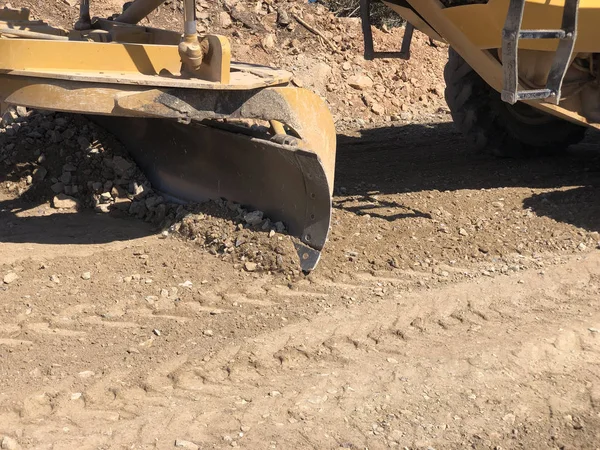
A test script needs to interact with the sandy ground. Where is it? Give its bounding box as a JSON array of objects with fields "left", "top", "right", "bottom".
[
  {"left": 1, "top": 117, "right": 600, "bottom": 450},
  {"left": 1, "top": 1, "right": 600, "bottom": 449}
]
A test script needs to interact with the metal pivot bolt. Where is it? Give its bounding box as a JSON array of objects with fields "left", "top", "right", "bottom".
[{"left": 178, "top": 0, "right": 209, "bottom": 75}]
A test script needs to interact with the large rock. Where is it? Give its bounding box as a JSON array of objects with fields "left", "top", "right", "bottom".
[
  {"left": 3, "top": 273, "right": 18, "bottom": 285},
  {"left": 52, "top": 194, "right": 79, "bottom": 210},
  {"left": 348, "top": 75, "right": 374, "bottom": 90},
  {"left": 219, "top": 11, "right": 233, "bottom": 28}
]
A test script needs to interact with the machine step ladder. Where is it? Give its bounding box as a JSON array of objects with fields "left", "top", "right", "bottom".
[{"left": 501, "top": 0, "right": 580, "bottom": 105}]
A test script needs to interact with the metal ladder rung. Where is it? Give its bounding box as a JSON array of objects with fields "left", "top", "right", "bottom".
[
  {"left": 512, "top": 88, "right": 553, "bottom": 101},
  {"left": 501, "top": 0, "right": 580, "bottom": 106},
  {"left": 519, "top": 29, "right": 567, "bottom": 39}
]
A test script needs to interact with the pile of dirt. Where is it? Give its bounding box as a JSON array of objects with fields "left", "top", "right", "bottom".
[
  {"left": 0, "top": 107, "right": 301, "bottom": 276},
  {"left": 182, "top": 0, "right": 450, "bottom": 128}
]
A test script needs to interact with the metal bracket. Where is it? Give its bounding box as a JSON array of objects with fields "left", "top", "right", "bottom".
[
  {"left": 501, "top": 0, "right": 580, "bottom": 105},
  {"left": 359, "top": 0, "right": 413, "bottom": 61}
]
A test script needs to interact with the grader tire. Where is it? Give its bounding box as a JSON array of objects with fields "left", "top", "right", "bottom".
[{"left": 443, "top": 48, "right": 586, "bottom": 157}]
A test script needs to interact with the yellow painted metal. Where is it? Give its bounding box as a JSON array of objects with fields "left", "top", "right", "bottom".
[
  {"left": 270, "top": 120, "right": 287, "bottom": 136},
  {"left": 195, "top": 35, "right": 230, "bottom": 83},
  {"left": 382, "top": 3, "right": 443, "bottom": 41},
  {"left": 279, "top": 87, "right": 337, "bottom": 194},
  {"left": 405, "top": 0, "right": 599, "bottom": 128},
  {"left": 0, "top": 7, "right": 30, "bottom": 21},
  {"left": 0, "top": 35, "right": 229, "bottom": 84},
  {"left": 241, "top": 87, "right": 337, "bottom": 194},
  {"left": 0, "top": 38, "right": 182, "bottom": 75},
  {"left": 0, "top": 37, "right": 291, "bottom": 89},
  {"left": 443, "top": 0, "right": 600, "bottom": 52},
  {"left": 0, "top": 75, "right": 146, "bottom": 116}
]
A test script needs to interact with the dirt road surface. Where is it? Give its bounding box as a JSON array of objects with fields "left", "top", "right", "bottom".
[{"left": 1, "top": 116, "right": 600, "bottom": 449}]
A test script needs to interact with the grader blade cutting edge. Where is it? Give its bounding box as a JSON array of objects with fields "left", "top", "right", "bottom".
[{"left": 0, "top": 2, "right": 337, "bottom": 271}]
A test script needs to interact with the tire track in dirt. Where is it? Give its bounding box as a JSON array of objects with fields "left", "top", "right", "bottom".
[{"left": 1, "top": 250, "right": 598, "bottom": 449}]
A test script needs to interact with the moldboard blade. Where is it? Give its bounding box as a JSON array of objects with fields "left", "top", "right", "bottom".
[{"left": 93, "top": 116, "right": 332, "bottom": 271}]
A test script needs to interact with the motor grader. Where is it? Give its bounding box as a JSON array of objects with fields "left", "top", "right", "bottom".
[{"left": 0, "top": 0, "right": 594, "bottom": 270}]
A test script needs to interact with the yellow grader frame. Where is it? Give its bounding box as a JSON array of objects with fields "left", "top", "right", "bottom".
[
  {"left": 0, "top": 2, "right": 336, "bottom": 271},
  {"left": 380, "top": 0, "right": 595, "bottom": 122},
  {"left": 361, "top": 0, "right": 600, "bottom": 157}
]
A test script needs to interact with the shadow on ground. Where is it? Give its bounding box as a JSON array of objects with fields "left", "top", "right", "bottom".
[
  {"left": 335, "top": 122, "right": 600, "bottom": 233},
  {"left": 1, "top": 118, "right": 600, "bottom": 248},
  {"left": 0, "top": 197, "right": 154, "bottom": 246}
]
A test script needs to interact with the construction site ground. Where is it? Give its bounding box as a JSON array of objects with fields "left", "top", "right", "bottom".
[{"left": 1, "top": 1, "right": 600, "bottom": 449}]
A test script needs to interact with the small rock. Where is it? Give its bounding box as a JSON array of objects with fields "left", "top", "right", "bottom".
[
  {"left": 95, "top": 204, "right": 111, "bottom": 214},
  {"left": 145, "top": 196, "right": 164, "bottom": 210},
  {"left": 60, "top": 172, "right": 72, "bottom": 184},
  {"left": 371, "top": 103, "right": 385, "bottom": 116},
  {"left": 112, "top": 156, "right": 132, "bottom": 175},
  {"left": 81, "top": 272, "right": 91, "bottom": 280},
  {"left": 3, "top": 272, "right": 18, "bottom": 284},
  {"left": 78, "top": 370, "right": 95, "bottom": 378},
  {"left": 113, "top": 197, "right": 132, "bottom": 211},
  {"left": 1, "top": 436, "right": 19, "bottom": 450},
  {"left": 491, "top": 201, "right": 504, "bottom": 209},
  {"left": 261, "top": 33, "right": 276, "bottom": 50},
  {"left": 179, "top": 280, "right": 193, "bottom": 288},
  {"left": 71, "top": 393, "right": 82, "bottom": 400},
  {"left": 277, "top": 9, "right": 290, "bottom": 26},
  {"left": 50, "top": 182, "right": 65, "bottom": 194},
  {"left": 50, "top": 274, "right": 60, "bottom": 283},
  {"left": 52, "top": 194, "right": 79, "bottom": 210},
  {"left": 153, "top": 329, "right": 161, "bottom": 336},
  {"left": 244, "top": 210, "right": 264, "bottom": 226},
  {"left": 268, "top": 230, "right": 276, "bottom": 238},
  {"left": 174, "top": 440, "right": 199, "bottom": 450},
  {"left": 459, "top": 228, "right": 468, "bottom": 236},
  {"left": 160, "top": 289, "right": 169, "bottom": 298},
  {"left": 15, "top": 106, "right": 28, "bottom": 117},
  {"left": 578, "top": 242, "right": 587, "bottom": 251},
  {"left": 244, "top": 262, "right": 258, "bottom": 272},
  {"left": 33, "top": 166, "right": 48, "bottom": 181},
  {"left": 347, "top": 75, "right": 374, "bottom": 90},
  {"left": 219, "top": 11, "right": 233, "bottom": 28},
  {"left": 203, "top": 329, "right": 214, "bottom": 337}
]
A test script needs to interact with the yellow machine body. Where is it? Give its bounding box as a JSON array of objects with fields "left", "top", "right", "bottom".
[{"left": 383, "top": 0, "right": 600, "bottom": 128}]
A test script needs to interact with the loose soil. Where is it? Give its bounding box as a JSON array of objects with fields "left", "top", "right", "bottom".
[{"left": 0, "top": 1, "right": 600, "bottom": 449}]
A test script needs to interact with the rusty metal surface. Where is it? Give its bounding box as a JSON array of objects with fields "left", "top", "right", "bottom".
[{"left": 93, "top": 117, "right": 332, "bottom": 271}]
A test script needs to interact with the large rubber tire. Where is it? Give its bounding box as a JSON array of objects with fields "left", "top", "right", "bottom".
[{"left": 443, "top": 48, "right": 586, "bottom": 157}]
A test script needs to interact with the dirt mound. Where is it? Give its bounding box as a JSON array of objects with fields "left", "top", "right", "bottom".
[{"left": 0, "top": 107, "right": 301, "bottom": 276}]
